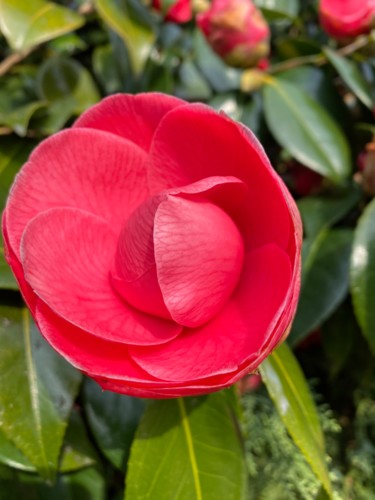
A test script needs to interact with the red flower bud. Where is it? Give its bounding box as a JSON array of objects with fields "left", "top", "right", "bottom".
[
  {"left": 153, "top": 0, "right": 192, "bottom": 23},
  {"left": 319, "top": 0, "right": 375, "bottom": 39},
  {"left": 197, "top": 0, "right": 270, "bottom": 68}
]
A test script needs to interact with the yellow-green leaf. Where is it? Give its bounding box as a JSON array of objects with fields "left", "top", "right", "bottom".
[
  {"left": 0, "top": 0, "right": 84, "bottom": 51},
  {"left": 260, "top": 343, "right": 332, "bottom": 498}
]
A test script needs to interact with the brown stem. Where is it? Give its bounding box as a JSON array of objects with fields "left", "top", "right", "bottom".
[
  {"left": 267, "top": 32, "right": 375, "bottom": 75},
  {"left": 0, "top": 49, "right": 32, "bottom": 77}
]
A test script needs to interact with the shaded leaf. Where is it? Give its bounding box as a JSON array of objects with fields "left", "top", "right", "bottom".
[
  {"left": 94, "top": 0, "right": 155, "bottom": 73},
  {"left": 194, "top": 30, "right": 241, "bottom": 93},
  {"left": 260, "top": 343, "right": 332, "bottom": 497},
  {"left": 290, "top": 229, "right": 353, "bottom": 345},
  {"left": 255, "top": 0, "right": 299, "bottom": 20},
  {"left": 176, "top": 60, "right": 212, "bottom": 100},
  {"left": 0, "top": 0, "right": 84, "bottom": 51},
  {"left": 0, "top": 306, "right": 82, "bottom": 481},
  {"left": 324, "top": 48, "right": 373, "bottom": 110},
  {"left": 297, "top": 185, "right": 361, "bottom": 239},
  {"left": 350, "top": 198, "right": 375, "bottom": 352},
  {"left": 83, "top": 378, "right": 144, "bottom": 471},
  {"left": 0, "top": 102, "right": 46, "bottom": 137},
  {"left": 126, "top": 392, "right": 247, "bottom": 500},
  {"left": 263, "top": 76, "right": 351, "bottom": 182}
]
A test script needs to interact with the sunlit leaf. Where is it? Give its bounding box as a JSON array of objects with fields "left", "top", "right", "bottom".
[
  {"left": 126, "top": 392, "right": 247, "bottom": 500},
  {"left": 260, "top": 343, "right": 332, "bottom": 497},
  {"left": 0, "top": 306, "right": 82, "bottom": 481},
  {"left": 0, "top": 0, "right": 84, "bottom": 51},
  {"left": 350, "top": 198, "right": 375, "bottom": 352}
]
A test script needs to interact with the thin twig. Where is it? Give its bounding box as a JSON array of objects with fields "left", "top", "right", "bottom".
[{"left": 0, "top": 49, "right": 32, "bottom": 78}]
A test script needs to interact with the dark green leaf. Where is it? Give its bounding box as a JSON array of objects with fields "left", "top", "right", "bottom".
[
  {"left": 255, "top": 0, "right": 299, "bottom": 20},
  {"left": 0, "top": 0, "right": 84, "bottom": 51},
  {"left": 194, "top": 30, "right": 241, "bottom": 93},
  {"left": 263, "top": 76, "right": 351, "bottom": 182},
  {"left": 324, "top": 48, "right": 373, "bottom": 110},
  {"left": 0, "top": 102, "right": 46, "bottom": 137},
  {"left": 0, "top": 464, "right": 105, "bottom": 499},
  {"left": 59, "top": 409, "right": 98, "bottom": 473},
  {"left": 321, "top": 305, "right": 357, "bottom": 378},
  {"left": 94, "top": 0, "right": 155, "bottom": 73},
  {"left": 0, "top": 306, "right": 82, "bottom": 481},
  {"left": 83, "top": 378, "right": 144, "bottom": 471},
  {"left": 297, "top": 185, "right": 361, "bottom": 239},
  {"left": 92, "top": 44, "right": 124, "bottom": 95},
  {"left": 260, "top": 343, "right": 332, "bottom": 497},
  {"left": 176, "top": 60, "right": 212, "bottom": 100},
  {"left": 350, "top": 198, "right": 375, "bottom": 352},
  {"left": 126, "top": 392, "right": 247, "bottom": 500},
  {"left": 290, "top": 229, "right": 353, "bottom": 345}
]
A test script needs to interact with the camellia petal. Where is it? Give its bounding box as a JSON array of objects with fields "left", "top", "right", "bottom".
[
  {"left": 21, "top": 208, "right": 182, "bottom": 345},
  {"left": 154, "top": 196, "right": 245, "bottom": 327},
  {"left": 74, "top": 92, "right": 185, "bottom": 151},
  {"left": 6, "top": 128, "right": 149, "bottom": 262},
  {"left": 130, "top": 244, "right": 292, "bottom": 381},
  {"left": 148, "top": 103, "right": 292, "bottom": 251}
]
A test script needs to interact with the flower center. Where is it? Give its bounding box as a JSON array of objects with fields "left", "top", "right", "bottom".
[{"left": 111, "top": 192, "right": 244, "bottom": 328}]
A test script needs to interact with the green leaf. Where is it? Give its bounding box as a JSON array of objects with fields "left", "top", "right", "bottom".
[
  {"left": 83, "top": 377, "right": 144, "bottom": 471},
  {"left": 297, "top": 185, "right": 361, "bottom": 239},
  {"left": 209, "top": 94, "right": 242, "bottom": 121},
  {"left": 126, "top": 392, "right": 247, "bottom": 500},
  {"left": 350, "top": 198, "right": 375, "bottom": 353},
  {"left": 0, "top": 464, "right": 105, "bottom": 499},
  {"left": 290, "top": 229, "right": 353, "bottom": 346},
  {"left": 176, "top": 60, "right": 212, "bottom": 100},
  {"left": 94, "top": 0, "right": 155, "bottom": 73},
  {"left": 92, "top": 44, "right": 124, "bottom": 95},
  {"left": 255, "top": 0, "right": 299, "bottom": 20},
  {"left": 194, "top": 30, "right": 241, "bottom": 93},
  {"left": 0, "top": 101, "right": 46, "bottom": 137},
  {"left": 59, "top": 409, "right": 98, "bottom": 473},
  {"left": 260, "top": 343, "right": 332, "bottom": 497},
  {"left": 0, "top": 0, "right": 84, "bottom": 51},
  {"left": 324, "top": 48, "right": 373, "bottom": 110},
  {"left": 0, "top": 408, "right": 97, "bottom": 474},
  {"left": 263, "top": 76, "right": 351, "bottom": 182},
  {"left": 0, "top": 306, "right": 82, "bottom": 481}
]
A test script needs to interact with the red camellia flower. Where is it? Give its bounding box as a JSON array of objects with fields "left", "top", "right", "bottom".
[
  {"left": 197, "top": 0, "right": 270, "bottom": 68},
  {"left": 319, "top": 0, "right": 375, "bottom": 39},
  {"left": 2, "top": 93, "right": 301, "bottom": 398},
  {"left": 152, "top": 0, "right": 192, "bottom": 23}
]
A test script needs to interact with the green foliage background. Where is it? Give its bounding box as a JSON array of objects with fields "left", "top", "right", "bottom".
[{"left": 1, "top": 1, "right": 375, "bottom": 499}]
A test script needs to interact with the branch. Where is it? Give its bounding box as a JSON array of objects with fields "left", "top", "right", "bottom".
[{"left": 0, "top": 49, "right": 32, "bottom": 78}]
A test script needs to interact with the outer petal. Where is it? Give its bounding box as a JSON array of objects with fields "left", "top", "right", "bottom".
[
  {"left": 21, "top": 208, "right": 181, "bottom": 345},
  {"left": 129, "top": 244, "right": 292, "bottom": 381},
  {"left": 166, "top": 0, "right": 192, "bottom": 22},
  {"left": 6, "top": 128, "right": 148, "bottom": 261},
  {"left": 74, "top": 93, "right": 185, "bottom": 151},
  {"left": 147, "top": 103, "right": 292, "bottom": 251}
]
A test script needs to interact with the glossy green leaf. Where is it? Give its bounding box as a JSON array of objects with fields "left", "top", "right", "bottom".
[
  {"left": 297, "top": 185, "right": 361, "bottom": 239},
  {"left": 263, "top": 77, "right": 351, "bottom": 182},
  {"left": 0, "top": 0, "right": 84, "bottom": 51},
  {"left": 324, "top": 48, "right": 373, "bottom": 110},
  {"left": 350, "top": 198, "right": 375, "bottom": 352},
  {"left": 0, "top": 408, "right": 97, "bottom": 474},
  {"left": 83, "top": 377, "right": 144, "bottom": 471},
  {"left": 290, "top": 229, "right": 353, "bottom": 346},
  {"left": 260, "top": 343, "right": 332, "bottom": 497},
  {"left": 194, "top": 30, "right": 241, "bottom": 93},
  {"left": 0, "top": 306, "right": 82, "bottom": 481},
  {"left": 94, "top": 0, "right": 155, "bottom": 73},
  {"left": 126, "top": 392, "right": 247, "bottom": 500},
  {"left": 209, "top": 94, "right": 242, "bottom": 121}
]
